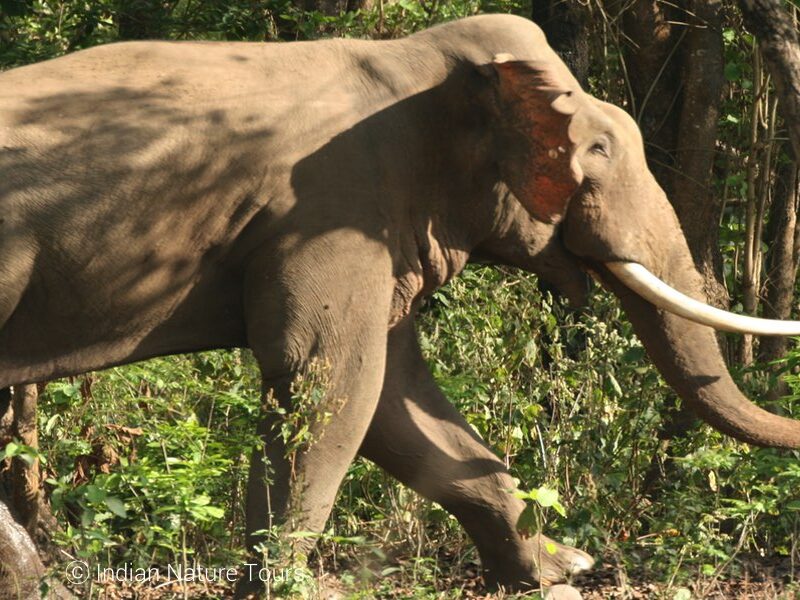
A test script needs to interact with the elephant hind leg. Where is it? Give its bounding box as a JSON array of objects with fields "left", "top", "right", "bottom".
[{"left": 359, "top": 319, "right": 594, "bottom": 589}]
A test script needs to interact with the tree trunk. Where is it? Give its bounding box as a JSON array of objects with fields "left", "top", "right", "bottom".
[
  {"left": 738, "top": 0, "right": 800, "bottom": 161},
  {"left": 0, "top": 385, "right": 40, "bottom": 534},
  {"left": 115, "top": 0, "right": 175, "bottom": 40},
  {"left": 531, "top": 1, "right": 591, "bottom": 87},
  {"left": 759, "top": 158, "right": 799, "bottom": 398},
  {"left": 0, "top": 387, "right": 44, "bottom": 598},
  {"left": 0, "top": 497, "right": 45, "bottom": 599},
  {"left": 621, "top": 0, "right": 682, "bottom": 193},
  {"left": 670, "top": 0, "right": 727, "bottom": 307},
  {"left": 621, "top": 0, "right": 726, "bottom": 304},
  {"left": 738, "top": 0, "right": 800, "bottom": 387},
  {"left": 11, "top": 385, "right": 39, "bottom": 533}
]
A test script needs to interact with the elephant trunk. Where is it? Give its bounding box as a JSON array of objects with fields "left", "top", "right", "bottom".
[{"left": 601, "top": 266, "right": 800, "bottom": 449}]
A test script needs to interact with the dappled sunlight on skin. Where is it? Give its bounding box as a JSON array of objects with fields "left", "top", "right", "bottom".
[
  {"left": 356, "top": 319, "right": 594, "bottom": 589},
  {"left": 0, "top": 39, "right": 446, "bottom": 386},
  {"left": 0, "top": 83, "right": 273, "bottom": 380}
]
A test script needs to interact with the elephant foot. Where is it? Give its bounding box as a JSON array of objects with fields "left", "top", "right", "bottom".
[
  {"left": 532, "top": 533, "right": 594, "bottom": 586},
  {"left": 482, "top": 532, "right": 593, "bottom": 592},
  {"left": 544, "top": 584, "right": 584, "bottom": 600}
]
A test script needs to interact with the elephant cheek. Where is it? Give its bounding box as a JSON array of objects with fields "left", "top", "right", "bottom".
[
  {"left": 561, "top": 197, "right": 644, "bottom": 265},
  {"left": 562, "top": 201, "right": 610, "bottom": 260},
  {"left": 533, "top": 244, "right": 591, "bottom": 308}
]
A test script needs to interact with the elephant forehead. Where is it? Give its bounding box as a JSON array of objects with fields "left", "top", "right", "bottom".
[
  {"left": 595, "top": 100, "right": 645, "bottom": 148},
  {"left": 567, "top": 106, "right": 613, "bottom": 145}
]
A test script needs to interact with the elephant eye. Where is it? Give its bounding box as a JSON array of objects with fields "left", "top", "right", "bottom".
[{"left": 589, "top": 140, "right": 610, "bottom": 158}]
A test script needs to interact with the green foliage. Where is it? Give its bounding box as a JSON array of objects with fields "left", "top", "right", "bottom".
[
  {"left": 0, "top": 0, "right": 528, "bottom": 69},
  {"left": 515, "top": 484, "right": 567, "bottom": 550},
  {"left": 267, "top": 358, "right": 341, "bottom": 458},
  {"left": 38, "top": 351, "right": 262, "bottom": 566},
  {"left": 0, "top": 439, "right": 47, "bottom": 465}
]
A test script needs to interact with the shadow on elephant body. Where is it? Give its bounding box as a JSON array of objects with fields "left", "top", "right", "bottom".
[
  {"left": 0, "top": 83, "right": 279, "bottom": 383},
  {"left": 285, "top": 64, "right": 589, "bottom": 316},
  {"left": 2, "top": 53, "right": 584, "bottom": 388}
]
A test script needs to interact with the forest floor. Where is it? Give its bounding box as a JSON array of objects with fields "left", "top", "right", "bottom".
[
  {"left": 573, "top": 560, "right": 798, "bottom": 599},
  {"left": 82, "top": 576, "right": 798, "bottom": 599},
  {"left": 75, "top": 556, "right": 798, "bottom": 598}
]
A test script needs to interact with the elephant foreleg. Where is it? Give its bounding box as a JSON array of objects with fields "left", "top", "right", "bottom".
[
  {"left": 239, "top": 233, "right": 393, "bottom": 596},
  {"left": 359, "top": 319, "right": 594, "bottom": 590}
]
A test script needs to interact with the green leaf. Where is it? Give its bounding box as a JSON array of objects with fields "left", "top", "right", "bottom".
[
  {"left": 524, "top": 339, "right": 538, "bottom": 364},
  {"left": 44, "top": 414, "right": 60, "bottom": 435},
  {"left": 509, "top": 488, "right": 532, "bottom": 500},
  {"left": 287, "top": 530, "right": 322, "bottom": 540},
  {"left": 104, "top": 497, "right": 127, "bottom": 518},
  {"left": 81, "top": 508, "right": 96, "bottom": 527},
  {"left": 516, "top": 504, "right": 537, "bottom": 536},
  {"left": 524, "top": 404, "right": 542, "bottom": 420},
  {"left": 622, "top": 346, "right": 645, "bottom": 363},
  {"left": 2, "top": 442, "right": 19, "bottom": 459},
  {"left": 673, "top": 588, "right": 692, "bottom": 600},
  {"left": 545, "top": 541, "right": 558, "bottom": 555},
  {"left": 17, "top": 452, "right": 35, "bottom": 467},
  {"left": 607, "top": 373, "right": 622, "bottom": 397},
  {"left": 724, "top": 62, "right": 741, "bottom": 81},
  {"left": 202, "top": 506, "right": 224, "bottom": 519},
  {"left": 191, "top": 495, "right": 211, "bottom": 507},
  {"left": 86, "top": 485, "right": 106, "bottom": 504},
  {"left": 535, "top": 486, "right": 559, "bottom": 508}
]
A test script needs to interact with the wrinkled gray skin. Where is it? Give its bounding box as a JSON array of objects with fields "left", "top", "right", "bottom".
[
  {"left": 0, "top": 500, "right": 44, "bottom": 599},
  {"left": 2, "top": 13, "right": 799, "bottom": 595}
]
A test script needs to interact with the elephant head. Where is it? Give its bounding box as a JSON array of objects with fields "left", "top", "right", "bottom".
[{"left": 481, "top": 53, "right": 800, "bottom": 449}]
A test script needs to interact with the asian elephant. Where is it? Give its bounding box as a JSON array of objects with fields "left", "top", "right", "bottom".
[{"left": 2, "top": 12, "right": 800, "bottom": 596}]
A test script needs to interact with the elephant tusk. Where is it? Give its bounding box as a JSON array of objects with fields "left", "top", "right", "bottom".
[{"left": 607, "top": 261, "right": 800, "bottom": 336}]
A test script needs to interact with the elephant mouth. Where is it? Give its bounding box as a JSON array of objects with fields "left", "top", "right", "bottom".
[{"left": 605, "top": 261, "right": 800, "bottom": 336}]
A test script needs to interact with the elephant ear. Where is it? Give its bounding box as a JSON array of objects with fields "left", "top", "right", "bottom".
[{"left": 488, "top": 54, "right": 584, "bottom": 224}]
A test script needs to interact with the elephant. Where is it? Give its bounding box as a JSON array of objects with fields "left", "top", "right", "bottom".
[{"left": 2, "top": 11, "right": 800, "bottom": 596}]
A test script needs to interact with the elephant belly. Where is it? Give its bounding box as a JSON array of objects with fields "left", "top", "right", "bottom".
[{"left": 0, "top": 256, "right": 249, "bottom": 388}]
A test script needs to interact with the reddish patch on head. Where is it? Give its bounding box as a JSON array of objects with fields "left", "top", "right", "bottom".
[{"left": 491, "top": 56, "right": 583, "bottom": 223}]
